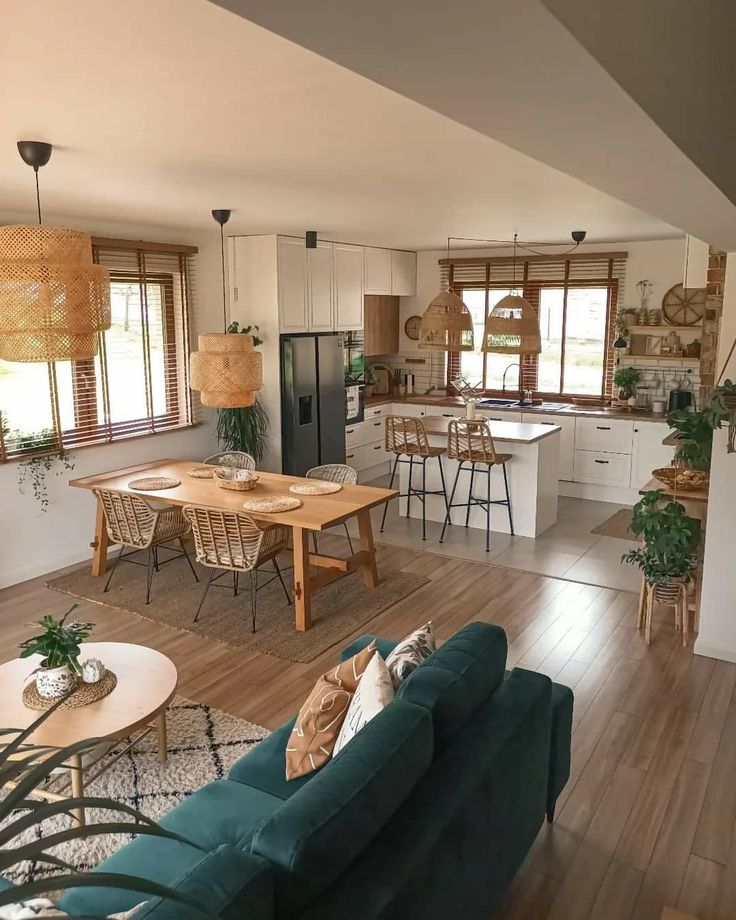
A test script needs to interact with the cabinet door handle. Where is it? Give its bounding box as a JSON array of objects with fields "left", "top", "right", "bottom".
[
  {"left": 372, "top": 445, "right": 381, "bottom": 451},
  {"left": 596, "top": 425, "right": 611, "bottom": 430},
  {"left": 346, "top": 428, "right": 355, "bottom": 434},
  {"left": 594, "top": 459, "right": 610, "bottom": 464},
  {"left": 442, "top": 413, "right": 455, "bottom": 417}
]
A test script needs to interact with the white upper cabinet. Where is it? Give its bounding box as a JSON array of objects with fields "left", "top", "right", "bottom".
[
  {"left": 391, "top": 250, "right": 417, "bottom": 296},
  {"left": 307, "top": 241, "right": 334, "bottom": 331},
  {"left": 334, "top": 243, "right": 364, "bottom": 330},
  {"left": 364, "top": 247, "right": 393, "bottom": 295},
  {"left": 277, "top": 236, "right": 307, "bottom": 332}
]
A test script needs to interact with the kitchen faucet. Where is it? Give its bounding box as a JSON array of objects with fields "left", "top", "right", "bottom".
[{"left": 502, "top": 363, "right": 520, "bottom": 394}]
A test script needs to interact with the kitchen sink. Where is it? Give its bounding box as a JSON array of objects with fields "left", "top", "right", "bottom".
[{"left": 477, "top": 398, "right": 519, "bottom": 408}]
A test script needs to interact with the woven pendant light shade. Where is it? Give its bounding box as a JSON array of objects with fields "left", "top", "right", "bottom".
[
  {"left": 0, "top": 225, "right": 111, "bottom": 362},
  {"left": 419, "top": 289, "right": 474, "bottom": 352},
  {"left": 481, "top": 294, "right": 541, "bottom": 354},
  {"left": 189, "top": 333, "right": 263, "bottom": 408}
]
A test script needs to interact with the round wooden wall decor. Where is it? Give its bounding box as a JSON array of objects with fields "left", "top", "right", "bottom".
[
  {"left": 404, "top": 315, "right": 422, "bottom": 341},
  {"left": 662, "top": 283, "right": 706, "bottom": 326}
]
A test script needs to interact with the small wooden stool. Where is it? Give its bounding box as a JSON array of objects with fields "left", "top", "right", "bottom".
[{"left": 637, "top": 578, "right": 690, "bottom": 647}]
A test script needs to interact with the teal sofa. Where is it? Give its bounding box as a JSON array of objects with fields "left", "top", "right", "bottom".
[{"left": 58, "top": 622, "right": 573, "bottom": 919}]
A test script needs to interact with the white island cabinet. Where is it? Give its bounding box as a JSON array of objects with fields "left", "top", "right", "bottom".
[{"left": 397, "top": 416, "right": 560, "bottom": 538}]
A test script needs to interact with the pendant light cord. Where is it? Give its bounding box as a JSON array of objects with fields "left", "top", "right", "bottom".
[
  {"left": 220, "top": 222, "right": 227, "bottom": 332},
  {"left": 34, "top": 168, "right": 42, "bottom": 225}
]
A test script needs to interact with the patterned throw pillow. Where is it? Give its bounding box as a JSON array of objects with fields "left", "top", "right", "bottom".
[
  {"left": 333, "top": 652, "right": 395, "bottom": 755},
  {"left": 385, "top": 621, "right": 436, "bottom": 688},
  {"left": 0, "top": 899, "right": 142, "bottom": 918},
  {"left": 285, "top": 642, "right": 377, "bottom": 780}
]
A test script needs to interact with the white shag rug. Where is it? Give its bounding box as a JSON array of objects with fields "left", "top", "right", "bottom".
[{"left": 3, "top": 696, "right": 269, "bottom": 885}]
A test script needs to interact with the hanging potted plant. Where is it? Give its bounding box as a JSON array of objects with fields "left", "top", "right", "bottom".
[
  {"left": 213, "top": 322, "right": 270, "bottom": 463},
  {"left": 708, "top": 378, "right": 736, "bottom": 453},
  {"left": 18, "top": 605, "right": 94, "bottom": 700},
  {"left": 622, "top": 490, "right": 700, "bottom": 587},
  {"left": 11, "top": 427, "right": 75, "bottom": 511},
  {"left": 613, "top": 366, "right": 641, "bottom": 406}
]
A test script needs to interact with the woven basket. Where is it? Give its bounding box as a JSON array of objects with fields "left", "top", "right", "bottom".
[
  {"left": 0, "top": 225, "right": 111, "bottom": 362},
  {"left": 190, "top": 333, "right": 263, "bottom": 408},
  {"left": 214, "top": 468, "right": 259, "bottom": 492},
  {"left": 652, "top": 467, "right": 709, "bottom": 491},
  {"left": 23, "top": 670, "right": 118, "bottom": 711}
]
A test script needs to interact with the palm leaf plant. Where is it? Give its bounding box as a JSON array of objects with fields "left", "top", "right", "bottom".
[{"left": 0, "top": 699, "right": 215, "bottom": 918}]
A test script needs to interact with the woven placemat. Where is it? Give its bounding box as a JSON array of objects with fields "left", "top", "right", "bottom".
[
  {"left": 23, "top": 670, "right": 118, "bottom": 711},
  {"left": 289, "top": 481, "right": 342, "bottom": 495},
  {"left": 243, "top": 495, "right": 302, "bottom": 513},
  {"left": 129, "top": 476, "right": 181, "bottom": 491},
  {"left": 187, "top": 466, "right": 215, "bottom": 480}
]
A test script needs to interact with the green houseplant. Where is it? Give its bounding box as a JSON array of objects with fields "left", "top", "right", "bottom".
[
  {"left": 708, "top": 377, "right": 736, "bottom": 453},
  {"left": 613, "top": 366, "right": 641, "bottom": 401},
  {"left": 18, "top": 605, "right": 93, "bottom": 700},
  {"left": 12, "top": 428, "right": 75, "bottom": 511},
  {"left": 667, "top": 407, "right": 717, "bottom": 469},
  {"left": 622, "top": 490, "right": 700, "bottom": 586},
  {"left": 0, "top": 700, "right": 212, "bottom": 917},
  {"left": 214, "top": 322, "right": 269, "bottom": 464}
]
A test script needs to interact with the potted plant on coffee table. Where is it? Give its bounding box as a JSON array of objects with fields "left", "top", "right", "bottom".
[{"left": 18, "top": 605, "right": 94, "bottom": 700}]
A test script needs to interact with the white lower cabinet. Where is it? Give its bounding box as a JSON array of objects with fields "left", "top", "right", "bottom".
[
  {"left": 344, "top": 445, "right": 364, "bottom": 470},
  {"left": 573, "top": 450, "right": 632, "bottom": 488},
  {"left": 478, "top": 410, "right": 523, "bottom": 423},
  {"left": 575, "top": 416, "right": 633, "bottom": 454},
  {"left": 631, "top": 421, "right": 676, "bottom": 489},
  {"left": 345, "top": 422, "right": 363, "bottom": 451},
  {"left": 521, "top": 413, "right": 575, "bottom": 480}
]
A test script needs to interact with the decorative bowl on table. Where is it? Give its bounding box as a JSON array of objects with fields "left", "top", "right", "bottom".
[
  {"left": 214, "top": 467, "right": 259, "bottom": 492},
  {"left": 652, "top": 466, "right": 709, "bottom": 492}
]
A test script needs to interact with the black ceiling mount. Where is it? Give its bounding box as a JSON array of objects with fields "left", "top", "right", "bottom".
[
  {"left": 571, "top": 230, "right": 587, "bottom": 244},
  {"left": 211, "top": 209, "right": 231, "bottom": 227},
  {"left": 305, "top": 230, "right": 318, "bottom": 249},
  {"left": 17, "top": 140, "right": 52, "bottom": 171}
]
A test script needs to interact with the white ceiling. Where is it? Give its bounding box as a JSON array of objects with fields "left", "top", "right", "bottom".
[{"left": 0, "top": 0, "right": 681, "bottom": 249}]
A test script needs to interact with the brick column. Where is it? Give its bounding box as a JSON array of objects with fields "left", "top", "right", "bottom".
[{"left": 699, "top": 247, "right": 727, "bottom": 403}]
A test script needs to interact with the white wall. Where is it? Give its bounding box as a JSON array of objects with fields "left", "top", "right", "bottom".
[
  {"left": 0, "top": 212, "right": 224, "bottom": 588},
  {"left": 695, "top": 255, "right": 736, "bottom": 663}
]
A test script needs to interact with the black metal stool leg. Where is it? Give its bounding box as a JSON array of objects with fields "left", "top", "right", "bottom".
[
  {"left": 465, "top": 464, "right": 476, "bottom": 527},
  {"left": 421, "top": 457, "right": 427, "bottom": 541},
  {"left": 193, "top": 569, "right": 216, "bottom": 622},
  {"left": 485, "top": 465, "right": 491, "bottom": 553},
  {"left": 503, "top": 462, "right": 514, "bottom": 535},
  {"left": 437, "top": 455, "right": 450, "bottom": 521},
  {"left": 439, "top": 464, "right": 462, "bottom": 543},
  {"left": 406, "top": 455, "right": 414, "bottom": 518},
  {"left": 380, "top": 454, "right": 400, "bottom": 533}
]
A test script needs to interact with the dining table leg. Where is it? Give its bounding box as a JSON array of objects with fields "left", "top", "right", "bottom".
[
  {"left": 293, "top": 527, "right": 312, "bottom": 632},
  {"left": 91, "top": 496, "right": 109, "bottom": 577},
  {"left": 357, "top": 510, "right": 379, "bottom": 589}
]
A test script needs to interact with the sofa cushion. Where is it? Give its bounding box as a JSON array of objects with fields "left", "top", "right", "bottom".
[
  {"left": 229, "top": 717, "right": 316, "bottom": 799},
  {"left": 334, "top": 652, "right": 394, "bottom": 755},
  {"left": 60, "top": 780, "right": 283, "bottom": 918},
  {"left": 251, "top": 700, "right": 433, "bottom": 917},
  {"left": 385, "top": 621, "right": 435, "bottom": 687},
  {"left": 396, "top": 622, "right": 507, "bottom": 749}
]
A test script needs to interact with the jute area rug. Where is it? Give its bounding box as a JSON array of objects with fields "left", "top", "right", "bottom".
[
  {"left": 48, "top": 552, "right": 427, "bottom": 663},
  {"left": 590, "top": 508, "right": 642, "bottom": 542},
  {"left": 3, "top": 696, "right": 268, "bottom": 885}
]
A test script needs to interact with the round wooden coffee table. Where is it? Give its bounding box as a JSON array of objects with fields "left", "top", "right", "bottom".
[{"left": 0, "top": 642, "right": 178, "bottom": 825}]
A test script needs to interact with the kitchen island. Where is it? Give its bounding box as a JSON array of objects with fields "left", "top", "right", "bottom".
[{"left": 397, "top": 416, "right": 561, "bottom": 538}]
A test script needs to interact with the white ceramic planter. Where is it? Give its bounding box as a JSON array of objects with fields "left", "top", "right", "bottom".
[{"left": 36, "top": 664, "right": 75, "bottom": 699}]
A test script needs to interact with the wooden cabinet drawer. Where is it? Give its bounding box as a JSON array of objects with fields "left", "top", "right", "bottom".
[
  {"left": 345, "top": 423, "right": 364, "bottom": 450},
  {"left": 575, "top": 416, "right": 633, "bottom": 454},
  {"left": 344, "top": 446, "right": 364, "bottom": 470},
  {"left": 573, "top": 450, "right": 632, "bottom": 487},
  {"left": 363, "top": 416, "right": 385, "bottom": 444}
]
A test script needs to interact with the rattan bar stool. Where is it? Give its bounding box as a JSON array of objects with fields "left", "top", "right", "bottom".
[
  {"left": 379, "top": 415, "right": 449, "bottom": 541},
  {"left": 204, "top": 451, "right": 256, "bottom": 470},
  {"left": 94, "top": 488, "right": 198, "bottom": 605},
  {"left": 439, "top": 418, "right": 514, "bottom": 552},
  {"left": 638, "top": 577, "right": 691, "bottom": 647},
  {"left": 182, "top": 506, "right": 291, "bottom": 632},
  {"left": 306, "top": 463, "right": 358, "bottom": 554}
]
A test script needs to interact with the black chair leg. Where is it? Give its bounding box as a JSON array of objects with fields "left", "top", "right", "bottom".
[
  {"left": 153, "top": 545, "right": 159, "bottom": 572},
  {"left": 145, "top": 548, "right": 155, "bottom": 605},
  {"left": 179, "top": 537, "right": 199, "bottom": 584},
  {"left": 232, "top": 570, "right": 238, "bottom": 597},
  {"left": 380, "top": 454, "right": 399, "bottom": 533},
  {"left": 465, "top": 464, "right": 475, "bottom": 527},
  {"left": 273, "top": 556, "right": 292, "bottom": 605},
  {"left": 503, "top": 463, "right": 514, "bottom": 535},
  {"left": 485, "top": 467, "right": 491, "bottom": 553},
  {"left": 343, "top": 523, "right": 354, "bottom": 553},
  {"left": 104, "top": 546, "right": 125, "bottom": 593},
  {"left": 193, "top": 569, "right": 216, "bottom": 622},
  {"left": 312, "top": 532, "right": 319, "bottom": 554},
  {"left": 439, "top": 465, "right": 462, "bottom": 543},
  {"left": 250, "top": 570, "right": 258, "bottom": 632}
]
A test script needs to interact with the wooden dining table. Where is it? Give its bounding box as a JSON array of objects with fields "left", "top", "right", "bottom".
[{"left": 69, "top": 459, "right": 398, "bottom": 632}]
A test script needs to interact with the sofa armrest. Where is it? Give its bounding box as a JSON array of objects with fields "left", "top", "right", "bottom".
[
  {"left": 548, "top": 682, "right": 574, "bottom": 821},
  {"left": 130, "top": 845, "right": 273, "bottom": 920}
]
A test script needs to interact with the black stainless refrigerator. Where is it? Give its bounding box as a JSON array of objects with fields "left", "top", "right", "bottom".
[{"left": 281, "top": 333, "right": 346, "bottom": 476}]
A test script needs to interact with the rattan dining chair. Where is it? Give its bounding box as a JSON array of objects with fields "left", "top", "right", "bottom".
[
  {"left": 306, "top": 463, "right": 358, "bottom": 554},
  {"left": 182, "top": 506, "right": 291, "bottom": 632},
  {"left": 380, "top": 415, "right": 449, "bottom": 541},
  {"left": 204, "top": 451, "right": 256, "bottom": 471},
  {"left": 94, "top": 488, "right": 198, "bottom": 605},
  {"left": 438, "top": 418, "right": 514, "bottom": 552}
]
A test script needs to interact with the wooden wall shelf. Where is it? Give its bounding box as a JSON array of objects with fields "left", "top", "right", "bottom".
[
  {"left": 625, "top": 356, "right": 700, "bottom": 364},
  {"left": 628, "top": 324, "right": 703, "bottom": 334}
]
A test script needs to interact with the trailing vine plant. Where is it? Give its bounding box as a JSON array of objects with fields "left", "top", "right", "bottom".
[{"left": 12, "top": 428, "right": 75, "bottom": 511}]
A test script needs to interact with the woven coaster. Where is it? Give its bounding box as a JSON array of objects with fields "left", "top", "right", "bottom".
[
  {"left": 243, "top": 495, "right": 302, "bottom": 513},
  {"left": 129, "top": 476, "right": 181, "bottom": 491},
  {"left": 289, "top": 481, "right": 342, "bottom": 495},
  {"left": 187, "top": 466, "right": 215, "bottom": 480},
  {"left": 23, "top": 670, "right": 118, "bottom": 711}
]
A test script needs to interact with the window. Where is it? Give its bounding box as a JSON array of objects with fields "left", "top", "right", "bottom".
[
  {"left": 445, "top": 253, "right": 625, "bottom": 399},
  {"left": 0, "top": 238, "right": 197, "bottom": 461}
]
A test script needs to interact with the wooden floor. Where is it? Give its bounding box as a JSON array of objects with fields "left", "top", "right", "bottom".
[{"left": 2, "top": 539, "right": 735, "bottom": 920}]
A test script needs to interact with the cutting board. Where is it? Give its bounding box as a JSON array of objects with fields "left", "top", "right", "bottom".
[{"left": 372, "top": 367, "right": 391, "bottom": 395}]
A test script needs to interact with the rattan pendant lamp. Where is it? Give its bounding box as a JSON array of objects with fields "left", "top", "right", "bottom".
[
  {"left": 189, "top": 210, "right": 263, "bottom": 408},
  {"left": 0, "top": 141, "right": 111, "bottom": 363},
  {"left": 481, "top": 234, "right": 541, "bottom": 357},
  {"left": 419, "top": 237, "right": 474, "bottom": 352}
]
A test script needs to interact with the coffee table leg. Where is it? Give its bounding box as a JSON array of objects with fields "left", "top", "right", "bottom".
[
  {"left": 70, "top": 754, "right": 85, "bottom": 826},
  {"left": 156, "top": 710, "right": 168, "bottom": 763}
]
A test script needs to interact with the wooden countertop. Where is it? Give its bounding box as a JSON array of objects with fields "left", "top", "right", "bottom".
[{"left": 421, "top": 414, "right": 561, "bottom": 444}]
